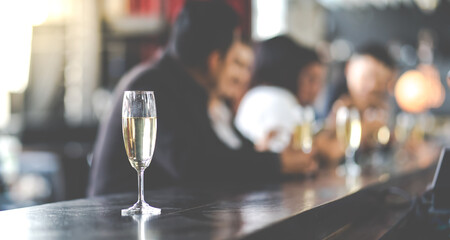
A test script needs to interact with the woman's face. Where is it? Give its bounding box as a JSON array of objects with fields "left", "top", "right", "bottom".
[{"left": 297, "top": 62, "right": 325, "bottom": 105}]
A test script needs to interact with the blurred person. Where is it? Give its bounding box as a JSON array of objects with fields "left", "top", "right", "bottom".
[
  {"left": 213, "top": 40, "right": 254, "bottom": 112},
  {"left": 88, "top": 2, "right": 316, "bottom": 196},
  {"left": 235, "top": 35, "right": 325, "bottom": 159},
  {"left": 208, "top": 40, "right": 254, "bottom": 149},
  {"left": 315, "top": 44, "right": 397, "bottom": 166}
]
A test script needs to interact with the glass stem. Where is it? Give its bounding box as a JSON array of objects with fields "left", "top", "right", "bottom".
[
  {"left": 345, "top": 148, "right": 356, "bottom": 165},
  {"left": 137, "top": 169, "right": 145, "bottom": 204},
  {"left": 345, "top": 148, "right": 361, "bottom": 176}
]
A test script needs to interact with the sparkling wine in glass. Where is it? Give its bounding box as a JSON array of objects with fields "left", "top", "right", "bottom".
[
  {"left": 336, "top": 106, "right": 362, "bottom": 176},
  {"left": 121, "top": 91, "right": 161, "bottom": 216}
]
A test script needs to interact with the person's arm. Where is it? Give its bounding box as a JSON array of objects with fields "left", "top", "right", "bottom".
[
  {"left": 314, "top": 130, "right": 344, "bottom": 167},
  {"left": 155, "top": 121, "right": 317, "bottom": 184}
]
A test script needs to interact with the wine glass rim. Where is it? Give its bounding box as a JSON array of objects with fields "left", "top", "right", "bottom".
[{"left": 124, "top": 90, "right": 154, "bottom": 94}]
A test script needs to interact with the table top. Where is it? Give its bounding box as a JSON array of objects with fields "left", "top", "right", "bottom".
[{"left": 0, "top": 155, "right": 437, "bottom": 240}]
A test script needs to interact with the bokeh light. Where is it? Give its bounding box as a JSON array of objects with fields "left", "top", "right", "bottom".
[{"left": 395, "top": 70, "right": 430, "bottom": 113}]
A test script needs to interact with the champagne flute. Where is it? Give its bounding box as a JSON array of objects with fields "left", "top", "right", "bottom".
[
  {"left": 121, "top": 91, "right": 161, "bottom": 216},
  {"left": 293, "top": 106, "right": 315, "bottom": 153},
  {"left": 336, "top": 106, "right": 362, "bottom": 176}
]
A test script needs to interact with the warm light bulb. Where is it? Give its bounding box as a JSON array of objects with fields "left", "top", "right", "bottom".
[{"left": 394, "top": 70, "right": 429, "bottom": 113}]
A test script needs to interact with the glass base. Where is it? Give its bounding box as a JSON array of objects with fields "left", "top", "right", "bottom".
[{"left": 121, "top": 201, "right": 161, "bottom": 216}]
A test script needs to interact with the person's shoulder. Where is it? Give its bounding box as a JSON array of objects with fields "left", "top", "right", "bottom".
[
  {"left": 244, "top": 86, "right": 297, "bottom": 104},
  {"left": 237, "top": 86, "right": 299, "bottom": 122},
  {"left": 122, "top": 63, "right": 153, "bottom": 86},
  {"left": 115, "top": 56, "right": 173, "bottom": 94}
]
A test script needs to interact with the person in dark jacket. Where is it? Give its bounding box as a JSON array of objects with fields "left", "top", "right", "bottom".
[{"left": 88, "top": 1, "right": 316, "bottom": 196}]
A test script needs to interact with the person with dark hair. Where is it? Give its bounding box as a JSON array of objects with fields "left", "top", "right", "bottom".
[
  {"left": 251, "top": 35, "right": 323, "bottom": 106},
  {"left": 346, "top": 44, "right": 396, "bottom": 111},
  {"left": 235, "top": 35, "right": 325, "bottom": 156},
  {"left": 88, "top": 2, "right": 315, "bottom": 196},
  {"left": 315, "top": 43, "right": 397, "bottom": 165}
]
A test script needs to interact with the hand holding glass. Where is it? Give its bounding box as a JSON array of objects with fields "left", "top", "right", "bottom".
[{"left": 121, "top": 91, "right": 160, "bottom": 216}]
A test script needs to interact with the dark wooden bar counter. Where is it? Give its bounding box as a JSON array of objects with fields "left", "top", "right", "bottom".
[{"left": 0, "top": 159, "right": 436, "bottom": 239}]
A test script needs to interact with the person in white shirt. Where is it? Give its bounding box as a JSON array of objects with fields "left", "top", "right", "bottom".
[{"left": 235, "top": 35, "right": 325, "bottom": 160}]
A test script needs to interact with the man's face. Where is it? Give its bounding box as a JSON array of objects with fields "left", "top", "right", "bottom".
[
  {"left": 215, "top": 42, "right": 254, "bottom": 102},
  {"left": 297, "top": 62, "right": 325, "bottom": 106},
  {"left": 346, "top": 55, "right": 394, "bottom": 109}
]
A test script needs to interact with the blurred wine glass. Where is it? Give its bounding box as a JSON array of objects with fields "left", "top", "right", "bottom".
[{"left": 336, "top": 106, "right": 362, "bottom": 176}]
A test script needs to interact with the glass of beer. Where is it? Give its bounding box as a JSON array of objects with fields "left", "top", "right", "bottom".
[
  {"left": 121, "top": 91, "right": 160, "bottom": 216},
  {"left": 293, "top": 106, "right": 315, "bottom": 153},
  {"left": 336, "top": 106, "right": 362, "bottom": 176}
]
